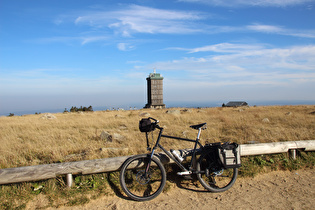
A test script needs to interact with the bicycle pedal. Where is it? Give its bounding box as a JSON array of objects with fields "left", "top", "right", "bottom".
[{"left": 177, "top": 171, "right": 192, "bottom": 176}]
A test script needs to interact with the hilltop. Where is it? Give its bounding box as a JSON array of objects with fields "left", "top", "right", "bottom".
[{"left": 1, "top": 105, "right": 314, "bottom": 169}]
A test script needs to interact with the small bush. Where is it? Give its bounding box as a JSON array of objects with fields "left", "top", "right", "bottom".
[{"left": 69, "top": 106, "right": 93, "bottom": 112}]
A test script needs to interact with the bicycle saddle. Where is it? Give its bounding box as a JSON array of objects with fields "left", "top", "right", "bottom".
[{"left": 190, "top": 123, "right": 207, "bottom": 130}]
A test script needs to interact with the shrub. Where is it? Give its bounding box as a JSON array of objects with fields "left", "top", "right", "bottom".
[{"left": 69, "top": 106, "right": 93, "bottom": 112}]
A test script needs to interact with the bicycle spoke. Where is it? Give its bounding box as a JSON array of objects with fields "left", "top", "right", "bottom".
[
  {"left": 120, "top": 155, "right": 166, "bottom": 201},
  {"left": 197, "top": 150, "right": 238, "bottom": 192}
]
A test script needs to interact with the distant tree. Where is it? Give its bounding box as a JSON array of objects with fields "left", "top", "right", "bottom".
[
  {"left": 70, "top": 106, "right": 77, "bottom": 112},
  {"left": 69, "top": 106, "right": 93, "bottom": 112},
  {"left": 87, "top": 105, "right": 93, "bottom": 111}
]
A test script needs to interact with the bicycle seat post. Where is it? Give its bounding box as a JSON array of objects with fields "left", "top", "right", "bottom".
[
  {"left": 188, "top": 127, "right": 203, "bottom": 171},
  {"left": 196, "top": 128, "right": 202, "bottom": 141}
]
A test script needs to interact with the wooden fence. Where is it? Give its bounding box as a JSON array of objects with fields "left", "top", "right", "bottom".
[{"left": 0, "top": 140, "right": 314, "bottom": 186}]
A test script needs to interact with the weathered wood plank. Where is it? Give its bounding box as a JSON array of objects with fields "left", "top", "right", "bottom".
[
  {"left": 0, "top": 140, "right": 314, "bottom": 185},
  {"left": 295, "top": 140, "right": 315, "bottom": 151},
  {"left": 240, "top": 140, "right": 315, "bottom": 156},
  {"left": 0, "top": 156, "right": 132, "bottom": 184},
  {"left": 0, "top": 154, "right": 174, "bottom": 185}
]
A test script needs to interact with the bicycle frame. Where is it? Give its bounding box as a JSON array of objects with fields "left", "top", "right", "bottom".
[
  {"left": 147, "top": 125, "right": 204, "bottom": 173},
  {"left": 121, "top": 118, "right": 239, "bottom": 201}
]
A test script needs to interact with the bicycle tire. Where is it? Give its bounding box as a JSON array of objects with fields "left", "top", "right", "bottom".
[
  {"left": 120, "top": 154, "right": 166, "bottom": 201},
  {"left": 197, "top": 149, "right": 238, "bottom": 193}
]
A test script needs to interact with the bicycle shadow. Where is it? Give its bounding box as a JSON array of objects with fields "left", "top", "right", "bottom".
[
  {"left": 165, "top": 164, "right": 209, "bottom": 193},
  {"left": 107, "top": 170, "right": 208, "bottom": 202},
  {"left": 107, "top": 171, "right": 133, "bottom": 201},
  {"left": 107, "top": 157, "right": 210, "bottom": 201}
]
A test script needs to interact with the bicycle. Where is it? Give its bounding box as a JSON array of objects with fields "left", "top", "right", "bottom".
[{"left": 119, "top": 117, "right": 241, "bottom": 201}]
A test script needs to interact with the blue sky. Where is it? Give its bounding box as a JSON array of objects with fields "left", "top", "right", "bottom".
[{"left": 1, "top": 0, "right": 315, "bottom": 115}]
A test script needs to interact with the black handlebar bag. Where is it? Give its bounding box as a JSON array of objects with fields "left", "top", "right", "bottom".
[{"left": 139, "top": 118, "right": 156, "bottom": 133}]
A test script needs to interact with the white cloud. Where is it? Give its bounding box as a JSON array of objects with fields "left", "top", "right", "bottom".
[
  {"left": 247, "top": 24, "right": 284, "bottom": 33},
  {"left": 247, "top": 24, "right": 315, "bottom": 38},
  {"left": 140, "top": 44, "right": 315, "bottom": 88},
  {"left": 178, "top": 0, "right": 315, "bottom": 7},
  {"left": 117, "top": 43, "right": 127, "bottom": 51},
  {"left": 188, "top": 42, "right": 266, "bottom": 53},
  {"left": 81, "top": 36, "right": 109, "bottom": 45},
  {"left": 74, "top": 5, "right": 206, "bottom": 36},
  {"left": 48, "top": 6, "right": 314, "bottom": 48},
  {"left": 117, "top": 43, "right": 135, "bottom": 51},
  {"left": 34, "top": 36, "right": 109, "bottom": 45}
]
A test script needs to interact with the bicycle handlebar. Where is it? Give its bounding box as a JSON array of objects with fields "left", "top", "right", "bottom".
[{"left": 148, "top": 117, "right": 159, "bottom": 124}]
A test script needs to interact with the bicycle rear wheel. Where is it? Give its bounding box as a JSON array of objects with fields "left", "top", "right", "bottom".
[
  {"left": 120, "top": 154, "right": 166, "bottom": 201},
  {"left": 197, "top": 149, "right": 238, "bottom": 193}
]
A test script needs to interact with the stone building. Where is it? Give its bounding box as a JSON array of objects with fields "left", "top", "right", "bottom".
[
  {"left": 223, "top": 101, "right": 248, "bottom": 107},
  {"left": 144, "top": 70, "right": 165, "bottom": 109}
]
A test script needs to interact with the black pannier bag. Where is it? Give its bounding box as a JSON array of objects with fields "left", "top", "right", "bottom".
[
  {"left": 139, "top": 118, "right": 156, "bottom": 133},
  {"left": 218, "top": 143, "right": 241, "bottom": 169}
]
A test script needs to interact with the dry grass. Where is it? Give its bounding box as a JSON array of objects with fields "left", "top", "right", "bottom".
[{"left": 0, "top": 105, "right": 315, "bottom": 169}]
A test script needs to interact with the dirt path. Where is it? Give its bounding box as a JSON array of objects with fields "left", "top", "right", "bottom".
[{"left": 41, "top": 169, "right": 314, "bottom": 210}]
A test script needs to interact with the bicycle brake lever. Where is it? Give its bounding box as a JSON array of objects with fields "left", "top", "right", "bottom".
[{"left": 148, "top": 117, "right": 159, "bottom": 123}]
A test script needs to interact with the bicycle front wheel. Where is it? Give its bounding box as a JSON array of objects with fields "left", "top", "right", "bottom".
[
  {"left": 197, "top": 150, "right": 238, "bottom": 193},
  {"left": 119, "top": 154, "right": 166, "bottom": 201}
]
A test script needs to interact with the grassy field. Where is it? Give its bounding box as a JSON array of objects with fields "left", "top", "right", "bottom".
[
  {"left": 0, "top": 105, "right": 315, "bottom": 209},
  {"left": 1, "top": 105, "right": 315, "bottom": 169}
]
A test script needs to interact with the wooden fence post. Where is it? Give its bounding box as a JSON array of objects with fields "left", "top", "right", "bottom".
[
  {"left": 66, "top": 174, "right": 73, "bottom": 188},
  {"left": 289, "top": 149, "right": 297, "bottom": 160}
]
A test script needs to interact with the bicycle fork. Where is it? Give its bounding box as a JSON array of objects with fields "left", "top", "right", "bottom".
[
  {"left": 144, "top": 126, "right": 164, "bottom": 174},
  {"left": 144, "top": 149, "right": 156, "bottom": 174}
]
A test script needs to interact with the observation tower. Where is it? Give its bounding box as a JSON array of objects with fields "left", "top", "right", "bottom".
[{"left": 144, "top": 70, "right": 165, "bottom": 109}]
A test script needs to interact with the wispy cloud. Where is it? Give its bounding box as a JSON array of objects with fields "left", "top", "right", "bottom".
[
  {"left": 164, "top": 23, "right": 315, "bottom": 39},
  {"left": 178, "top": 0, "right": 315, "bottom": 7},
  {"left": 187, "top": 42, "right": 266, "bottom": 53},
  {"left": 247, "top": 23, "right": 315, "bottom": 38},
  {"left": 247, "top": 24, "right": 284, "bottom": 33},
  {"left": 74, "top": 5, "right": 206, "bottom": 36},
  {"left": 34, "top": 36, "right": 109, "bottom": 45},
  {"left": 81, "top": 36, "right": 109, "bottom": 45},
  {"left": 141, "top": 43, "right": 315, "bottom": 87},
  {"left": 117, "top": 43, "right": 135, "bottom": 51},
  {"left": 39, "top": 22, "right": 315, "bottom": 46},
  {"left": 46, "top": 4, "right": 315, "bottom": 48}
]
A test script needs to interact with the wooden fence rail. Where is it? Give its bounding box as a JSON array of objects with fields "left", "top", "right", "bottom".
[{"left": 0, "top": 140, "right": 314, "bottom": 186}]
